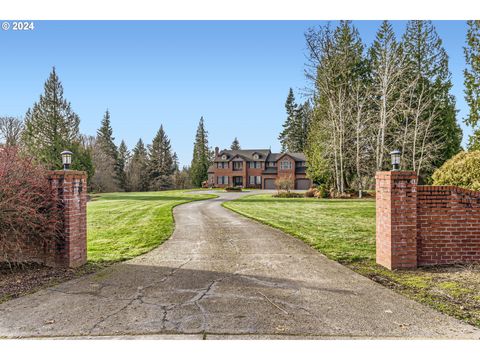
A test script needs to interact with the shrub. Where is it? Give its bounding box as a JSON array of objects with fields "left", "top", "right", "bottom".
[
  {"left": 225, "top": 186, "right": 242, "bottom": 191},
  {"left": 0, "top": 147, "right": 60, "bottom": 264},
  {"left": 432, "top": 151, "right": 480, "bottom": 191},
  {"left": 273, "top": 191, "right": 304, "bottom": 198},
  {"left": 275, "top": 175, "right": 294, "bottom": 193},
  {"left": 304, "top": 187, "right": 317, "bottom": 198},
  {"left": 314, "top": 185, "right": 329, "bottom": 198}
]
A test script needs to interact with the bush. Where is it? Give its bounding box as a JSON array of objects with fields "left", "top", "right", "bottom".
[
  {"left": 0, "top": 147, "right": 60, "bottom": 264},
  {"left": 304, "top": 187, "right": 317, "bottom": 198},
  {"left": 314, "top": 185, "right": 329, "bottom": 198},
  {"left": 225, "top": 186, "right": 242, "bottom": 191},
  {"left": 273, "top": 191, "right": 304, "bottom": 198},
  {"left": 432, "top": 151, "right": 480, "bottom": 191},
  {"left": 275, "top": 175, "right": 294, "bottom": 193}
]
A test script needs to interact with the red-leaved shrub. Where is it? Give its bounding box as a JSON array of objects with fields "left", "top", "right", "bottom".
[{"left": 0, "top": 147, "right": 61, "bottom": 265}]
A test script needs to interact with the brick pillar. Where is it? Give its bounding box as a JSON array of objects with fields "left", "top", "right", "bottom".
[
  {"left": 375, "top": 171, "right": 418, "bottom": 270},
  {"left": 47, "top": 170, "right": 88, "bottom": 268}
]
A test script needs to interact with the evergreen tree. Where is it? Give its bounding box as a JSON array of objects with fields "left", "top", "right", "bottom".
[
  {"left": 402, "top": 20, "right": 462, "bottom": 175},
  {"left": 278, "top": 88, "right": 298, "bottom": 152},
  {"left": 172, "top": 152, "right": 180, "bottom": 172},
  {"left": 464, "top": 20, "right": 480, "bottom": 150},
  {"left": 190, "top": 116, "right": 212, "bottom": 187},
  {"left": 22, "top": 67, "right": 82, "bottom": 169},
  {"left": 230, "top": 137, "right": 241, "bottom": 150},
  {"left": 127, "top": 138, "right": 149, "bottom": 192},
  {"left": 117, "top": 140, "right": 130, "bottom": 191},
  {"left": 147, "top": 125, "right": 174, "bottom": 190},
  {"left": 91, "top": 110, "right": 121, "bottom": 192}
]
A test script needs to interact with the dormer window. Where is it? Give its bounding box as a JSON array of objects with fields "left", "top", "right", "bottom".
[
  {"left": 221, "top": 154, "right": 227, "bottom": 160},
  {"left": 253, "top": 154, "right": 259, "bottom": 160}
]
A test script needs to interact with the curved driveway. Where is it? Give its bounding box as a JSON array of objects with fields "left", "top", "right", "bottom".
[{"left": 1, "top": 191, "right": 479, "bottom": 339}]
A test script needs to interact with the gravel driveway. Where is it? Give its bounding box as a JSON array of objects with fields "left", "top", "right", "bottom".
[{"left": 0, "top": 190, "right": 479, "bottom": 339}]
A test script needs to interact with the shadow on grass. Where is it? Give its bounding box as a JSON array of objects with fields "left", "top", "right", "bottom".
[{"left": 91, "top": 195, "right": 215, "bottom": 202}]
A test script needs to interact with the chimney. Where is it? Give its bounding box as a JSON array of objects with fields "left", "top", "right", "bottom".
[{"left": 215, "top": 147, "right": 219, "bottom": 157}]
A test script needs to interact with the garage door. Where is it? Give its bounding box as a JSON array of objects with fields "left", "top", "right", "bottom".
[
  {"left": 264, "top": 179, "right": 276, "bottom": 190},
  {"left": 295, "top": 179, "right": 311, "bottom": 190}
]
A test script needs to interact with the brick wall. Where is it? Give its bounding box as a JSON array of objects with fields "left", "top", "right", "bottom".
[{"left": 376, "top": 171, "right": 480, "bottom": 269}]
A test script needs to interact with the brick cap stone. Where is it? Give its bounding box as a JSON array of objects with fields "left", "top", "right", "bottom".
[
  {"left": 375, "top": 171, "right": 417, "bottom": 179},
  {"left": 47, "top": 170, "right": 87, "bottom": 178}
]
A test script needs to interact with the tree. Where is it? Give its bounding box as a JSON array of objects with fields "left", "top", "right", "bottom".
[
  {"left": 190, "top": 116, "right": 213, "bottom": 187},
  {"left": 402, "top": 20, "right": 462, "bottom": 177},
  {"left": 90, "top": 110, "right": 121, "bottom": 192},
  {"left": 0, "top": 116, "right": 23, "bottom": 147},
  {"left": 173, "top": 166, "right": 192, "bottom": 189},
  {"left": 278, "top": 88, "right": 298, "bottom": 152},
  {"left": 148, "top": 125, "right": 174, "bottom": 190},
  {"left": 464, "top": 20, "right": 480, "bottom": 150},
  {"left": 22, "top": 67, "right": 82, "bottom": 170},
  {"left": 369, "top": 21, "right": 409, "bottom": 171},
  {"left": 127, "top": 138, "right": 149, "bottom": 192},
  {"left": 230, "top": 137, "right": 241, "bottom": 150},
  {"left": 117, "top": 140, "right": 130, "bottom": 191}
]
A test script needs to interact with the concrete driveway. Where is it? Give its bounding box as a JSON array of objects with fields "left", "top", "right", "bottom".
[{"left": 1, "top": 190, "right": 479, "bottom": 339}]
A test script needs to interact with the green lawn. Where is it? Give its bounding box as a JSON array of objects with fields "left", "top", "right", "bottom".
[
  {"left": 87, "top": 190, "right": 216, "bottom": 263},
  {"left": 223, "top": 194, "right": 480, "bottom": 328}
]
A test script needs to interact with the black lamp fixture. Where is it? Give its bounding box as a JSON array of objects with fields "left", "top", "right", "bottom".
[
  {"left": 390, "top": 150, "right": 401, "bottom": 171},
  {"left": 61, "top": 150, "right": 73, "bottom": 170}
]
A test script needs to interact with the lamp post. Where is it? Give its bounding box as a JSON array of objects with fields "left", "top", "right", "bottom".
[
  {"left": 61, "top": 150, "right": 73, "bottom": 170},
  {"left": 390, "top": 150, "right": 401, "bottom": 171}
]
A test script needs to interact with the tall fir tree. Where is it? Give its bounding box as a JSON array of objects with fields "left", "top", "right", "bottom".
[
  {"left": 190, "top": 116, "right": 212, "bottom": 187},
  {"left": 127, "top": 138, "right": 149, "bottom": 192},
  {"left": 464, "top": 20, "right": 480, "bottom": 150},
  {"left": 172, "top": 152, "right": 180, "bottom": 172},
  {"left": 230, "top": 137, "right": 241, "bottom": 150},
  {"left": 148, "top": 125, "right": 174, "bottom": 190},
  {"left": 402, "top": 20, "right": 462, "bottom": 175},
  {"left": 22, "top": 67, "right": 83, "bottom": 170},
  {"left": 278, "top": 88, "right": 298, "bottom": 152},
  {"left": 117, "top": 140, "right": 130, "bottom": 191},
  {"left": 96, "top": 110, "right": 118, "bottom": 163}
]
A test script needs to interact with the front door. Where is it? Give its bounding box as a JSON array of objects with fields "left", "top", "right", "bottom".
[{"left": 233, "top": 176, "right": 243, "bottom": 187}]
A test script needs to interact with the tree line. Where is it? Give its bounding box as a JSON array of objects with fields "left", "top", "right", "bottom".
[
  {"left": 0, "top": 67, "right": 215, "bottom": 192},
  {"left": 279, "top": 20, "right": 480, "bottom": 195}
]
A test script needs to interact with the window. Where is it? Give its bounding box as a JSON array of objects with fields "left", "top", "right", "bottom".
[
  {"left": 249, "top": 161, "right": 262, "bottom": 169},
  {"left": 268, "top": 161, "right": 276, "bottom": 167},
  {"left": 217, "top": 162, "right": 228, "bottom": 169},
  {"left": 217, "top": 176, "right": 228, "bottom": 185},
  {"left": 256, "top": 162, "right": 261, "bottom": 169},
  {"left": 249, "top": 176, "right": 262, "bottom": 185},
  {"left": 221, "top": 154, "right": 227, "bottom": 160},
  {"left": 253, "top": 154, "right": 259, "bottom": 160},
  {"left": 296, "top": 161, "right": 306, "bottom": 167},
  {"left": 280, "top": 161, "right": 292, "bottom": 170},
  {"left": 249, "top": 161, "right": 254, "bottom": 168},
  {"left": 233, "top": 161, "right": 243, "bottom": 170}
]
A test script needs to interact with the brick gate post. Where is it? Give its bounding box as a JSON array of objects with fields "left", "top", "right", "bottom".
[
  {"left": 375, "top": 171, "right": 418, "bottom": 270},
  {"left": 47, "top": 170, "right": 88, "bottom": 268}
]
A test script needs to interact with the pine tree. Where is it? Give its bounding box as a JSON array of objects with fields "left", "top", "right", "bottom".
[
  {"left": 148, "top": 125, "right": 174, "bottom": 190},
  {"left": 127, "top": 138, "right": 149, "bottom": 192},
  {"left": 278, "top": 88, "right": 298, "bottom": 152},
  {"left": 402, "top": 20, "right": 462, "bottom": 176},
  {"left": 22, "top": 67, "right": 81, "bottom": 169},
  {"left": 117, "top": 140, "right": 130, "bottom": 191},
  {"left": 190, "top": 116, "right": 212, "bottom": 187},
  {"left": 172, "top": 152, "right": 180, "bottom": 172},
  {"left": 230, "top": 137, "right": 241, "bottom": 150},
  {"left": 464, "top": 20, "right": 480, "bottom": 150},
  {"left": 91, "top": 110, "right": 121, "bottom": 192}
]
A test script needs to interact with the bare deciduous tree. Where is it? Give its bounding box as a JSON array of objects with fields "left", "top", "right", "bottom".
[{"left": 0, "top": 116, "right": 23, "bottom": 147}]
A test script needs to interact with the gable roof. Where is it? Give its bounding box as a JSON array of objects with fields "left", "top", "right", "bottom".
[
  {"left": 215, "top": 149, "right": 271, "bottom": 162},
  {"left": 266, "top": 152, "right": 306, "bottom": 162}
]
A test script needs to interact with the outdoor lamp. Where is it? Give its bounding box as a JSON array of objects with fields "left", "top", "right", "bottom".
[
  {"left": 390, "top": 150, "right": 401, "bottom": 171},
  {"left": 61, "top": 150, "right": 73, "bottom": 170}
]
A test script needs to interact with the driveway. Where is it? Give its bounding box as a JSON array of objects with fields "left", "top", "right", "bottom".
[{"left": 0, "top": 190, "right": 479, "bottom": 339}]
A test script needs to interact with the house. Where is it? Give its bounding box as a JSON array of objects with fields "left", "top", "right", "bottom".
[{"left": 207, "top": 147, "right": 312, "bottom": 190}]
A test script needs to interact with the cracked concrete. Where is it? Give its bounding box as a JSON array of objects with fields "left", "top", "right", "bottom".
[{"left": 1, "top": 190, "right": 480, "bottom": 339}]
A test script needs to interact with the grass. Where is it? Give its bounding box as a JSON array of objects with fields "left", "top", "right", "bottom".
[
  {"left": 87, "top": 190, "right": 216, "bottom": 263},
  {"left": 223, "top": 193, "right": 480, "bottom": 328}
]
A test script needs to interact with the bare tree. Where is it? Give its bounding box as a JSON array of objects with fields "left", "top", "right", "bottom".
[{"left": 0, "top": 116, "right": 23, "bottom": 147}]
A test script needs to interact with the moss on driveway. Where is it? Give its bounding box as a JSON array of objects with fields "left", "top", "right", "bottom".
[{"left": 223, "top": 194, "right": 480, "bottom": 328}]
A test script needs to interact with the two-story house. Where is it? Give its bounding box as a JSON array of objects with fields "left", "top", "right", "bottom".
[{"left": 207, "top": 148, "right": 312, "bottom": 190}]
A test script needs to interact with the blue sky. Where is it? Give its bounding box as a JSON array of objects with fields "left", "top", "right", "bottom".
[{"left": 0, "top": 21, "right": 471, "bottom": 167}]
